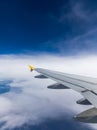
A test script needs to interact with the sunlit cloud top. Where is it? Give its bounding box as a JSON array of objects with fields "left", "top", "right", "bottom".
[{"left": 0, "top": 54, "right": 96, "bottom": 129}]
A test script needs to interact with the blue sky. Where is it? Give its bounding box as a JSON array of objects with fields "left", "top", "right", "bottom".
[{"left": 0, "top": 0, "right": 97, "bottom": 55}]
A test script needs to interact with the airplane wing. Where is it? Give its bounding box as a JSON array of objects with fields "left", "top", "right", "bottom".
[{"left": 29, "top": 66, "right": 97, "bottom": 123}]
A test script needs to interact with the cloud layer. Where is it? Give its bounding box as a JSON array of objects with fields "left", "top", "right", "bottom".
[{"left": 0, "top": 54, "right": 97, "bottom": 129}]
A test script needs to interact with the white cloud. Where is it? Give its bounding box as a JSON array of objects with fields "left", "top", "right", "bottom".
[{"left": 0, "top": 54, "right": 96, "bottom": 129}]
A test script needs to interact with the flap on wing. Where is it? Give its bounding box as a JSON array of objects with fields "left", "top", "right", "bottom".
[
  {"left": 47, "top": 83, "right": 70, "bottom": 89},
  {"left": 82, "top": 90, "right": 97, "bottom": 108},
  {"left": 34, "top": 74, "right": 48, "bottom": 79},
  {"left": 75, "top": 107, "right": 97, "bottom": 123}
]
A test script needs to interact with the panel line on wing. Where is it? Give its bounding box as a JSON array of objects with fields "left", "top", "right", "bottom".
[
  {"left": 39, "top": 69, "right": 97, "bottom": 85},
  {"left": 36, "top": 71, "right": 86, "bottom": 90},
  {"left": 36, "top": 68, "right": 97, "bottom": 91},
  {"left": 45, "top": 69, "right": 97, "bottom": 85}
]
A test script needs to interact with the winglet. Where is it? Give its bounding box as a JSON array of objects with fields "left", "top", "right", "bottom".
[{"left": 29, "top": 65, "right": 35, "bottom": 72}]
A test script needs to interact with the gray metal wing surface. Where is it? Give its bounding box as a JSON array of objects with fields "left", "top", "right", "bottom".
[{"left": 33, "top": 68, "right": 97, "bottom": 123}]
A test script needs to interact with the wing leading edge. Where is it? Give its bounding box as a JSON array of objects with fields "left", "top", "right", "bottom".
[{"left": 29, "top": 66, "right": 97, "bottom": 123}]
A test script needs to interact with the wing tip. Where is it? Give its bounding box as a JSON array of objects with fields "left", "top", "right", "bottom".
[{"left": 28, "top": 65, "right": 35, "bottom": 72}]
